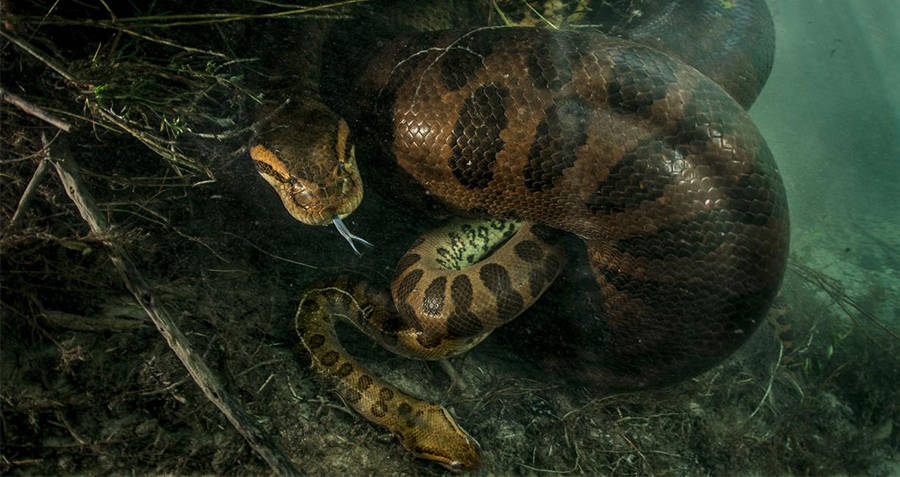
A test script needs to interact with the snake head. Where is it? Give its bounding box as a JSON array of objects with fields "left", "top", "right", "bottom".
[
  {"left": 251, "top": 100, "right": 363, "bottom": 227},
  {"left": 437, "top": 441, "right": 482, "bottom": 473},
  {"left": 402, "top": 406, "right": 482, "bottom": 472}
]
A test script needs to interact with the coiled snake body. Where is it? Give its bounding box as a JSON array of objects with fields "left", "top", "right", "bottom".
[{"left": 251, "top": 0, "right": 789, "bottom": 470}]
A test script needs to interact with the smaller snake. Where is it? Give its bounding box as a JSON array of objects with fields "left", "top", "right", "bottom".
[
  {"left": 293, "top": 219, "right": 564, "bottom": 470},
  {"left": 295, "top": 278, "right": 481, "bottom": 470}
]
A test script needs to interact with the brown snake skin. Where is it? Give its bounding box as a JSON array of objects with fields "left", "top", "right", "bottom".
[{"left": 252, "top": 0, "right": 789, "bottom": 471}]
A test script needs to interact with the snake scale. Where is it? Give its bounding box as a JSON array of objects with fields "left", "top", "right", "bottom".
[{"left": 250, "top": 0, "right": 789, "bottom": 470}]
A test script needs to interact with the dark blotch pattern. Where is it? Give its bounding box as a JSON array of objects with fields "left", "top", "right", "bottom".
[
  {"left": 724, "top": 146, "right": 783, "bottom": 227},
  {"left": 416, "top": 332, "right": 445, "bottom": 349},
  {"left": 446, "top": 275, "right": 482, "bottom": 338},
  {"left": 320, "top": 350, "right": 339, "bottom": 366},
  {"left": 438, "top": 29, "right": 503, "bottom": 91},
  {"left": 617, "top": 210, "right": 732, "bottom": 260},
  {"left": 398, "top": 402, "right": 412, "bottom": 415},
  {"left": 514, "top": 240, "right": 543, "bottom": 263},
  {"left": 396, "top": 269, "right": 424, "bottom": 302},
  {"left": 524, "top": 96, "right": 590, "bottom": 192},
  {"left": 357, "top": 374, "right": 373, "bottom": 391},
  {"left": 527, "top": 269, "right": 547, "bottom": 298},
  {"left": 335, "top": 362, "right": 353, "bottom": 378},
  {"left": 528, "top": 253, "right": 562, "bottom": 297},
  {"left": 597, "top": 266, "right": 706, "bottom": 313},
  {"left": 448, "top": 84, "right": 510, "bottom": 189},
  {"left": 422, "top": 277, "right": 447, "bottom": 317},
  {"left": 607, "top": 46, "right": 678, "bottom": 115},
  {"left": 478, "top": 263, "right": 511, "bottom": 294},
  {"left": 596, "top": 264, "right": 773, "bottom": 333},
  {"left": 587, "top": 140, "right": 677, "bottom": 214},
  {"left": 446, "top": 310, "right": 482, "bottom": 338},
  {"left": 673, "top": 78, "right": 741, "bottom": 155},
  {"left": 379, "top": 388, "right": 394, "bottom": 402},
  {"left": 398, "top": 303, "right": 423, "bottom": 333},
  {"left": 395, "top": 253, "right": 421, "bottom": 276},
  {"left": 526, "top": 34, "right": 583, "bottom": 91},
  {"left": 451, "top": 275, "right": 473, "bottom": 309},
  {"left": 479, "top": 263, "right": 524, "bottom": 322},
  {"left": 371, "top": 401, "right": 388, "bottom": 418},
  {"left": 306, "top": 334, "right": 325, "bottom": 349},
  {"left": 440, "top": 48, "right": 484, "bottom": 91}
]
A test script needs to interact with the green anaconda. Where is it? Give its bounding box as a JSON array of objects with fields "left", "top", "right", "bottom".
[{"left": 250, "top": 0, "right": 788, "bottom": 470}]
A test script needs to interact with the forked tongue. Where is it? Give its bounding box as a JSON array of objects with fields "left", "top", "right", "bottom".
[{"left": 332, "top": 215, "right": 374, "bottom": 256}]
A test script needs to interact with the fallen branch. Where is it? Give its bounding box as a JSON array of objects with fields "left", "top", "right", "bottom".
[
  {"left": 788, "top": 259, "right": 899, "bottom": 342},
  {"left": 0, "top": 30, "right": 81, "bottom": 85},
  {"left": 1, "top": 87, "right": 73, "bottom": 131},
  {"left": 42, "top": 132, "right": 302, "bottom": 475},
  {"left": 9, "top": 139, "right": 52, "bottom": 227}
]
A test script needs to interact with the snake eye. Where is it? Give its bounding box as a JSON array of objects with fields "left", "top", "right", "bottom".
[{"left": 289, "top": 177, "right": 319, "bottom": 205}]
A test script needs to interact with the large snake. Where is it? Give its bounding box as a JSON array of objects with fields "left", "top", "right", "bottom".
[{"left": 250, "top": 0, "right": 789, "bottom": 470}]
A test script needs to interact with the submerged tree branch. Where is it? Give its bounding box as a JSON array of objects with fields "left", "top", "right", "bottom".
[
  {"left": 1, "top": 87, "right": 74, "bottom": 131},
  {"left": 10, "top": 147, "right": 52, "bottom": 227},
  {"left": 0, "top": 29, "right": 82, "bottom": 85}
]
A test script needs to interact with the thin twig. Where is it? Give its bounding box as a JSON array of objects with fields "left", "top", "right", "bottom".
[
  {"left": 1, "top": 87, "right": 73, "bottom": 131},
  {"left": 522, "top": 0, "right": 560, "bottom": 29},
  {"left": 788, "top": 259, "right": 899, "bottom": 342},
  {"left": 93, "top": 0, "right": 367, "bottom": 28},
  {"left": 88, "top": 104, "right": 210, "bottom": 177},
  {"left": 7, "top": 0, "right": 366, "bottom": 29},
  {"left": 749, "top": 341, "right": 782, "bottom": 419},
  {"left": 518, "top": 462, "right": 577, "bottom": 474},
  {"left": 0, "top": 29, "right": 81, "bottom": 85},
  {"left": 42, "top": 132, "right": 302, "bottom": 476},
  {"left": 10, "top": 145, "right": 53, "bottom": 227},
  {"left": 116, "top": 27, "right": 230, "bottom": 57},
  {"left": 224, "top": 231, "right": 317, "bottom": 269}
]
